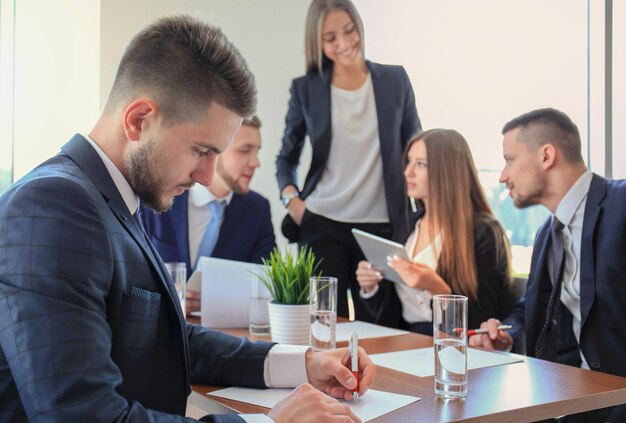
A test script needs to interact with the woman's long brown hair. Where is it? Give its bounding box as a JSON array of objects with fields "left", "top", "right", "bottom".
[{"left": 404, "top": 129, "right": 510, "bottom": 301}]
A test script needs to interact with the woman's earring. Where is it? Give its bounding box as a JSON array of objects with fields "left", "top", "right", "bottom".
[{"left": 410, "top": 197, "right": 417, "bottom": 213}]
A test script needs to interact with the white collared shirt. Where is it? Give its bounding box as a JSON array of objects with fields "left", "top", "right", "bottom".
[
  {"left": 550, "top": 170, "right": 593, "bottom": 369},
  {"left": 188, "top": 184, "right": 234, "bottom": 269},
  {"left": 394, "top": 220, "right": 441, "bottom": 323},
  {"left": 81, "top": 133, "right": 139, "bottom": 214}
]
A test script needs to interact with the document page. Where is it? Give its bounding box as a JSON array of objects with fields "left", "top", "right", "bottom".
[
  {"left": 336, "top": 321, "right": 409, "bottom": 341},
  {"left": 208, "top": 388, "right": 420, "bottom": 422},
  {"left": 371, "top": 347, "right": 524, "bottom": 377}
]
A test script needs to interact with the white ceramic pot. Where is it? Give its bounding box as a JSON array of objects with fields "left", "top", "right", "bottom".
[{"left": 267, "top": 301, "right": 310, "bottom": 345}]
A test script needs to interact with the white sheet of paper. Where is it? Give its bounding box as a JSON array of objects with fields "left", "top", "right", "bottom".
[
  {"left": 208, "top": 388, "right": 419, "bottom": 422},
  {"left": 198, "top": 257, "right": 265, "bottom": 328},
  {"left": 187, "top": 269, "right": 202, "bottom": 292},
  {"left": 336, "top": 321, "right": 409, "bottom": 342},
  {"left": 371, "top": 347, "right": 524, "bottom": 377}
]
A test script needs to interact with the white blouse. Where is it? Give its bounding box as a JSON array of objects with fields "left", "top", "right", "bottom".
[{"left": 394, "top": 220, "right": 441, "bottom": 323}]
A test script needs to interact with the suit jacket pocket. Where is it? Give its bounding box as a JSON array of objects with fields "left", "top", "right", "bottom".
[{"left": 120, "top": 288, "right": 161, "bottom": 318}]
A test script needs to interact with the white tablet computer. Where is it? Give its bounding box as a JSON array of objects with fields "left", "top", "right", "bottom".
[{"left": 351, "top": 228, "right": 408, "bottom": 285}]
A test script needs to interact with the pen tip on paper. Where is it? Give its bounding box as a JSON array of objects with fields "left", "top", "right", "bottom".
[{"left": 353, "top": 391, "right": 358, "bottom": 404}]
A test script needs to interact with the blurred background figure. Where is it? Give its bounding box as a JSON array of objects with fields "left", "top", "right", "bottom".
[{"left": 142, "top": 116, "right": 276, "bottom": 313}]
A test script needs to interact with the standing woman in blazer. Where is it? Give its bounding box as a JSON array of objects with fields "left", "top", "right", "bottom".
[{"left": 276, "top": 0, "right": 422, "bottom": 320}]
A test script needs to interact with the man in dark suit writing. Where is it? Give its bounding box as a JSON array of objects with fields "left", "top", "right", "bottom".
[
  {"left": 0, "top": 15, "right": 372, "bottom": 422},
  {"left": 470, "top": 108, "right": 626, "bottom": 422}
]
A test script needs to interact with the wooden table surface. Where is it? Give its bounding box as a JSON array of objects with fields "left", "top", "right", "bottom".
[{"left": 188, "top": 320, "right": 626, "bottom": 422}]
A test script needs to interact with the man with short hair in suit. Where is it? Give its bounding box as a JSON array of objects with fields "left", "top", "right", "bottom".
[
  {"left": 469, "top": 108, "right": 626, "bottom": 422},
  {"left": 0, "top": 15, "right": 373, "bottom": 422},
  {"left": 141, "top": 116, "right": 275, "bottom": 313}
]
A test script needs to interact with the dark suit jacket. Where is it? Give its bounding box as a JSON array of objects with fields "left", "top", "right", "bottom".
[
  {"left": 276, "top": 61, "right": 421, "bottom": 243},
  {"left": 362, "top": 218, "right": 514, "bottom": 332},
  {"left": 0, "top": 135, "right": 273, "bottom": 422},
  {"left": 505, "top": 174, "right": 626, "bottom": 421},
  {"left": 140, "top": 190, "right": 276, "bottom": 272}
]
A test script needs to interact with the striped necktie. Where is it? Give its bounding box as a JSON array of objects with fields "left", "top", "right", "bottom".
[{"left": 535, "top": 217, "right": 566, "bottom": 361}]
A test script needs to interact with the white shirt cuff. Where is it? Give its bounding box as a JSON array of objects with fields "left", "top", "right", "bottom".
[
  {"left": 264, "top": 344, "right": 310, "bottom": 388},
  {"left": 240, "top": 414, "right": 274, "bottom": 423},
  {"left": 359, "top": 285, "right": 380, "bottom": 299}
]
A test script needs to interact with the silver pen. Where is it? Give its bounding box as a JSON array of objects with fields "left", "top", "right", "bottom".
[{"left": 348, "top": 331, "right": 359, "bottom": 404}]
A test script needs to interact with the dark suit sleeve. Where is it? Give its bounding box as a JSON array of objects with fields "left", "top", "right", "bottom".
[
  {"left": 469, "top": 223, "right": 514, "bottom": 329},
  {"left": 249, "top": 198, "right": 276, "bottom": 264},
  {"left": 187, "top": 323, "right": 274, "bottom": 388},
  {"left": 399, "top": 66, "right": 422, "bottom": 146},
  {"left": 276, "top": 79, "right": 307, "bottom": 192},
  {"left": 0, "top": 176, "right": 206, "bottom": 422}
]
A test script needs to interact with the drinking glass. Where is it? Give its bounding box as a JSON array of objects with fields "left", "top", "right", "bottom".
[
  {"left": 309, "top": 276, "right": 338, "bottom": 350},
  {"left": 249, "top": 278, "right": 271, "bottom": 336},
  {"left": 165, "top": 262, "right": 187, "bottom": 314},
  {"left": 433, "top": 294, "right": 468, "bottom": 399}
]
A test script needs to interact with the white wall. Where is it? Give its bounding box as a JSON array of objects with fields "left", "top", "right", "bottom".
[
  {"left": 12, "top": 0, "right": 100, "bottom": 178},
  {"left": 355, "top": 0, "right": 589, "bottom": 172},
  {"left": 99, "top": 0, "right": 312, "bottom": 246}
]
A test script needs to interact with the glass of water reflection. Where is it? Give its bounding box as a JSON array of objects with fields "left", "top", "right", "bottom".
[
  {"left": 433, "top": 294, "right": 468, "bottom": 399},
  {"left": 165, "top": 262, "right": 187, "bottom": 315},
  {"left": 309, "top": 277, "right": 338, "bottom": 350}
]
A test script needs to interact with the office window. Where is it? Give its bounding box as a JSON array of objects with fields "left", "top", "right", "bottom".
[
  {"left": 0, "top": 0, "right": 15, "bottom": 194},
  {"left": 354, "top": 0, "right": 601, "bottom": 275}
]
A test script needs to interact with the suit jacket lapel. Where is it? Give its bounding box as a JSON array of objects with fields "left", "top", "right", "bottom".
[
  {"left": 579, "top": 174, "right": 605, "bottom": 329},
  {"left": 525, "top": 220, "right": 551, "bottom": 350},
  {"left": 368, "top": 61, "right": 394, "bottom": 167},
  {"left": 61, "top": 135, "right": 181, "bottom": 310},
  {"left": 308, "top": 66, "right": 332, "bottom": 169},
  {"left": 170, "top": 192, "right": 192, "bottom": 272}
]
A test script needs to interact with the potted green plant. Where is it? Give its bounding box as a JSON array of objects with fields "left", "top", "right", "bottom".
[{"left": 255, "top": 246, "right": 321, "bottom": 345}]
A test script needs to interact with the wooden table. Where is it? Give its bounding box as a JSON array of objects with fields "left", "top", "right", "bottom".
[{"left": 188, "top": 321, "right": 626, "bottom": 422}]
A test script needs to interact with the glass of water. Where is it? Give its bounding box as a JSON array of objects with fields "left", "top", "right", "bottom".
[
  {"left": 249, "top": 278, "right": 271, "bottom": 336},
  {"left": 433, "top": 294, "right": 468, "bottom": 399},
  {"left": 309, "top": 276, "right": 338, "bottom": 350},
  {"left": 165, "top": 262, "right": 187, "bottom": 315}
]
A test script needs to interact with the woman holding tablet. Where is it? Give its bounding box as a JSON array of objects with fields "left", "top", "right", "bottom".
[{"left": 356, "top": 129, "right": 514, "bottom": 334}]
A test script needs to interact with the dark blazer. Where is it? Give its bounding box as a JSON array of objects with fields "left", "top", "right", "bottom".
[
  {"left": 140, "top": 190, "right": 276, "bottom": 272},
  {"left": 276, "top": 61, "right": 421, "bottom": 243},
  {"left": 506, "top": 174, "right": 626, "bottom": 377},
  {"left": 0, "top": 135, "right": 272, "bottom": 422},
  {"left": 362, "top": 219, "right": 515, "bottom": 332}
]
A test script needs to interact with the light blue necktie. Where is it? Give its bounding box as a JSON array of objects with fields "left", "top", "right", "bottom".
[{"left": 195, "top": 200, "right": 226, "bottom": 268}]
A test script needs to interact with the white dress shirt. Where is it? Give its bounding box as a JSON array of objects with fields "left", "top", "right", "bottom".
[
  {"left": 188, "top": 183, "right": 234, "bottom": 270},
  {"left": 360, "top": 219, "right": 441, "bottom": 324},
  {"left": 549, "top": 170, "right": 593, "bottom": 369},
  {"left": 81, "top": 135, "right": 309, "bottom": 422},
  {"left": 306, "top": 74, "right": 389, "bottom": 223}
]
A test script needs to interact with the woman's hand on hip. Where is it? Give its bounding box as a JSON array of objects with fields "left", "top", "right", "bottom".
[{"left": 288, "top": 197, "right": 307, "bottom": 225}]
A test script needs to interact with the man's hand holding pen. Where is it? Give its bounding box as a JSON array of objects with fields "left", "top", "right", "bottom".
[
  {"left": 304, "top": 344, "right": 374, "bottom": 401},
  {"left": 468, "top": 318, "right": 514, "bottom": 351},
  {"left": 268, "top": 346, "right": 375, "bottom": 422}
]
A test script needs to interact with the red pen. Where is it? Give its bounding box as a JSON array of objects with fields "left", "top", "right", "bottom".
[
  {"left": 348, "top": 332, "right": 359, "bottom": 403},
  {"left": 457, "top": 324, "right": 512, "bottom": 337}
]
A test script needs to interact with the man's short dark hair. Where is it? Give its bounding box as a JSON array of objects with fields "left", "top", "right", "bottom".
[
  {"left": 243, "top": 115, "right": 262, "bottom": 129},
  {"left": 105, "top": 15, "right": 256, "bottom": 124},
  {"left": 502, "top": 108, "right": 583, "bottom": 164}
]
